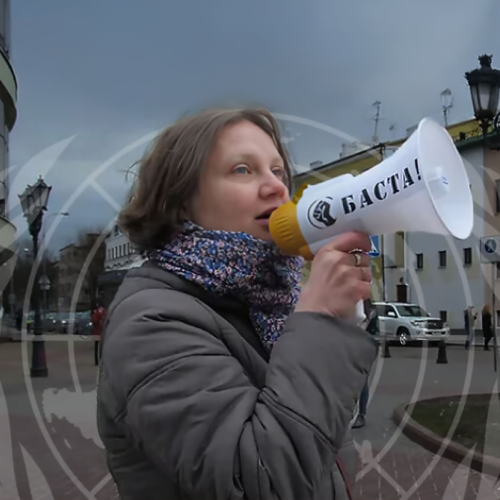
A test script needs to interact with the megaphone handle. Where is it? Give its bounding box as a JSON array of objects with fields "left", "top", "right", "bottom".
[{"left": 354, "top": 300, "right": 366, "bottom": 325}]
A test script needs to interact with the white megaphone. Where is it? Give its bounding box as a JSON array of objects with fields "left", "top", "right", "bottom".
[{"left": 269, "top": 117, "right": 474, "bottom": 322}]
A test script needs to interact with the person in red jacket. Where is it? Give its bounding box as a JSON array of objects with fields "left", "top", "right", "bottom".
[{"left": 91, "top": 303, "right": 106, "bottom": 365}]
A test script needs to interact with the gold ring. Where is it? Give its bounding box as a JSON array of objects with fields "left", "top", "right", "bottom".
[{"left": 352, "top": 252, "right": 361, "bottom": 267}]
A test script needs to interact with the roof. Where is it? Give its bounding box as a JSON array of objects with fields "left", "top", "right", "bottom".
[{"left": 292, "top": 117, "right": 485, "bottom": 181}]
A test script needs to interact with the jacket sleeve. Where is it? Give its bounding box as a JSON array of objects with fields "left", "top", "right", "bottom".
[{"left": 109, "top": 302, "right": 377, "bottom": 500}]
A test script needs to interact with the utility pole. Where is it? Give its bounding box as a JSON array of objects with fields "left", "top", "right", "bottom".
[{"left": 372, "top": 100, "right": 382, "bottom": 144}]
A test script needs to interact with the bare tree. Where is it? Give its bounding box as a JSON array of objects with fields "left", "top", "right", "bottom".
[
  {"left": 72, "top": 226, "right": 107, "bottom": 310},
  {"left": 1, "top": 235, "right": 58, "bottom": 313}
]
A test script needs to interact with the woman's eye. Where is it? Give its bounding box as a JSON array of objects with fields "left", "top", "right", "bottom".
[
  {"left": 234, "top": 165, "right": 250, "bottom": 174},
  {"left": 272, "top": 167, "right": 285, "bottom": 178}
]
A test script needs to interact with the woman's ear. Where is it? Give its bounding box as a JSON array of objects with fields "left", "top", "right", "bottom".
[{"left": 179, "top": 204, "right": 189, "bottom": 222}]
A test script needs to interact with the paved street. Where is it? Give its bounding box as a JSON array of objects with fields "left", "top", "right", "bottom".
[
  {"left": 352, "top": 342, "right": 500, "bottom": 499},
  {"left": 0, "top": 339, "right": 499, "bottom": 499}
]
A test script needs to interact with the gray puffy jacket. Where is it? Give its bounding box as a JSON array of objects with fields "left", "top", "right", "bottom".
[{"left": 97, "top": 262, "right": 377, "bottom": 500}]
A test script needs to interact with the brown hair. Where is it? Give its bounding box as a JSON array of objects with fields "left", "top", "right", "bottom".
[
  {"left": 483, "top": 304, "right": 491, "bottom": 314},
  {"left": 118, "top": 107, "right": 294, "bottom": 254}
]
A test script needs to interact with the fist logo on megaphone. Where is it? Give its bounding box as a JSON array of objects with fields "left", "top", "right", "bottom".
[
  {"left": 307, "top": 197, "right": 337, "bottom": 229},
  {"left": 269, "top": 117, "right": 474, "bottom": 261}
]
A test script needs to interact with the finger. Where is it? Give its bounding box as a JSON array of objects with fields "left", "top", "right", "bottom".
[
  {"left": 361, "top": 267, "right": 372, "bottom": 283},
  {"left": 338, "top": 251, "right": 371, "bottom": 268},
  {"left": 359, "top": 267, "right": 372, "bottom": 283},
  {"left": 344, "top": 264, "right": 372, "bottom": 283},
  {"left": 357, "top": 281, "right": 373, "bottom": 300},
  {"left": 321, "top": 232, "right": 372, "bottom": 254}
]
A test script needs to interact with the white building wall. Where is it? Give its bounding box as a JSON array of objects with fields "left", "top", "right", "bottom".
[
  {"left": 382, "top": 232, "right": 405, "bottom": 302},
  {"left": 404, "top": 146, "right": 485, "bottom": 330},
  {"left": 105, "top": 224, "right": 144, "bottom": 271}
]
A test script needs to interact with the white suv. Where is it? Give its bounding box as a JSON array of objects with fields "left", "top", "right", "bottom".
[{"left": 373, "top": 302, "right": 450, "bottom": 345}]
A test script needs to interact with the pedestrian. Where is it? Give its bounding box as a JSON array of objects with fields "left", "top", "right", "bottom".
[
  {"left": 91, "top": 303, "right": 105, "bottom": 365},
  {"left": 352, "top": 298, "right": 378, "bottom": 429},
  {"left": 482, "top": 304, "right": 493, "bottom": 351},
  {"left": 15, "top": 307, "right": 22, "bottom": 331},
  {"left": 464, "top": 305, "right": 478, "bottom": 349},
  {"left": 96, "top": 107, "right": 377, "bottom": 500}
]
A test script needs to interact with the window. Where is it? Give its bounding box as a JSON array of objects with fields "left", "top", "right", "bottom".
[
  {"left": 438, "top": 250, "right": 446, "bottom": 268},
  {"left": 374, "top": 305, "right": 397, "bottom": 318},
  {"left": 416, "top": 253, "right": 423, "bottom": 269},
  {"left": 496, "top": 180, "right": 500, "bottom": 213},
  {"left": 439, "top": 310, "right": 448, "bottom": 322},
  {"left": 384, "top": 305, "right": 397, "bottom": 317},
  {"left": 463, "top": 247, "right": 472, "bottom": 266},
  {"left": 395, "top": 305, "right": 429, "bottom": 317}
]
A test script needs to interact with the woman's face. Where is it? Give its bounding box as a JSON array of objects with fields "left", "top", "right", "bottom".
[{"left": 189, "top": 120, "right": 290, "bottom": 241}]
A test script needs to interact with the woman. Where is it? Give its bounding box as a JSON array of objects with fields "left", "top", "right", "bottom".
[
  {"left": 482, "top": 304, "right": 493, "bottom": 351},
  {"left": 97, "top": 107, "right": 377, "bottom": 500}
]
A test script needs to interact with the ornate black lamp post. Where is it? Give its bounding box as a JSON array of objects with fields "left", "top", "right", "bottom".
[
  {"left": 18, "top": 176, "right": 52, "bottom": 378},
  {"left": 465, "top": 54, "right": 500, "bottom": 149}
]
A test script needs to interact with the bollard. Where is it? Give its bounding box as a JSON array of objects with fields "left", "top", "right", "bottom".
[
  {"left": 381, "top": 338, "right": 391, "bottom": 358},
  {"left": 436, "top": 340, "right": 448, "bottom": 364}
]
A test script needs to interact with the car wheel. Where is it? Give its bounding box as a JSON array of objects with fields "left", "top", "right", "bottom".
[{"left": 398, "top": 328, "right": 410, "bottom": 346}]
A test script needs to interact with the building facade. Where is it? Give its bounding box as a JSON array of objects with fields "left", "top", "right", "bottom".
[
  {"left": 104, "top": 223, "right": 143, "bottom": 272},
  {"left": 295, "top": 117, "right": 496, "bottom": 331},
  {"left": 0, "top": 0, "right": 16, "bottom": 275},
  {"left": 57, "top": 243, "right": 94, "bottom": 312},
  {"left": 98, "top": 223, "right": 144, "bottom": 307},
  {"left": 57, "top": 233, "right": 106, "bottom": 312}
]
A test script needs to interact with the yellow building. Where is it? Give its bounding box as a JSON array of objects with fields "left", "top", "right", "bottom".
[{"left": 294, "top": 144, "right": 386, "bottom": 299}]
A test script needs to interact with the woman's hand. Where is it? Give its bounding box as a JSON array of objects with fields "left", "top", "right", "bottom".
[{"left": 295, "top": 232, "right": 372, "bottom": 318}]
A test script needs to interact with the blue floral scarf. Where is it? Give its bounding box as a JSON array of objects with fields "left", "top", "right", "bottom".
[{"left": 147, "top": 221, "right": 304, "bottom": 351}]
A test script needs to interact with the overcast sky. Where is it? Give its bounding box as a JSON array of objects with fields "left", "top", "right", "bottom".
[{"left": 7, "top": 0, "right": 500, "bottom": 253}]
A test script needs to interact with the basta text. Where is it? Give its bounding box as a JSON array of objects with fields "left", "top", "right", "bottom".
[{"left": 341, "top": 159, "right": 421, "bottom": 215}]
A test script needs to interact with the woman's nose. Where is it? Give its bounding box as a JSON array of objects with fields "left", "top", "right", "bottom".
[{"left": 260, "top": 172, "right": 287, "bottom": 198}]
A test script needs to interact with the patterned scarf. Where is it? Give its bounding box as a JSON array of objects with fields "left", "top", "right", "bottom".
[{"left": 147, "top": 221, "right": 304, "bottom": 351}]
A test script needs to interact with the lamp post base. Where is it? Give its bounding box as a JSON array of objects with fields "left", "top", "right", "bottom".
[
  {"left": 30, "top": 366, "right": 49, "bottom": 378},
  {"left": 30, "top": 340, "right": 48, "bottom": 378}
]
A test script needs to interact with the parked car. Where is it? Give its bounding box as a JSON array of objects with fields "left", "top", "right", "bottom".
[
  {"left": 42, "top": 312, "right": 60, "bottom": 332},
  {"left": 373, "top": 302, "right": 450, "bottom": 345},
  {"left": 55, "top": 311, "right": 92, "bottom": 335}
]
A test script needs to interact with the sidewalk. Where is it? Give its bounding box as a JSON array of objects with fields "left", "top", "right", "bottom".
[
  {"left": 2, "top": 339, "right": 500, "bottom": 499},
  {"left": 351, "top": 344, "right": 500, "bottom": 499},
  {"left": 0, "top": 340, "right": 115, "bottom": 500}
]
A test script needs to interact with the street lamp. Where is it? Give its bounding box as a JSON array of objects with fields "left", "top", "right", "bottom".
[
  {"left": 18, "top": 176, "right": 52, "bottom": 378},
  {"left": 39, "top": 274, "right": 51, "bottom": 318},
  {"left": 41, "top": 211, "right": 69, "bottom": 315},
  {"left": 465, "top": 54, "right": 500, "bottom": 149}
]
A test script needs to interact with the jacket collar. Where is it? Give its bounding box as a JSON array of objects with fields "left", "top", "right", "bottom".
[{"left": 123, "top": 260, "right": 249, "bottom": 315}]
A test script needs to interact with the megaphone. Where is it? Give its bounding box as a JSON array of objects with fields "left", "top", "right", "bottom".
[{"left": 269, "top": 117, "right": 474, "bottom": 321}]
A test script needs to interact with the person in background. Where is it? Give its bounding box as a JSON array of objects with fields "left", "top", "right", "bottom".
[
  {"left": 464, "top": 305, "right": 478, "bottom": 350},
  {"left": 15, "top": 307, "right": 22, "bottom": 332},
  {"left": 482, "top": 304, "right": 493, "bottom": 351},
  {"left": 96, "top": 106, "right": 377, "bottom": 500},
  {"left": 352, "top": 298, "right": 378, "bottom": 429},
  {"left": 91, "top": 302, "right": 106, "bottom": 365}
]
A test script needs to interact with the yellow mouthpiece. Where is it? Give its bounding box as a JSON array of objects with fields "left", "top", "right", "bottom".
[{"left": 269, "top": 201, "right": 314, "bottom": 261}]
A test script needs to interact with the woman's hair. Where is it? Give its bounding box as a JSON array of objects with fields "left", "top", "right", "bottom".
[
  {"left": 482, "top": 304, "right": 491, "bottom": 314},
  {"left": 118, "top": 107, "right": 294, "bottom": 254}
]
